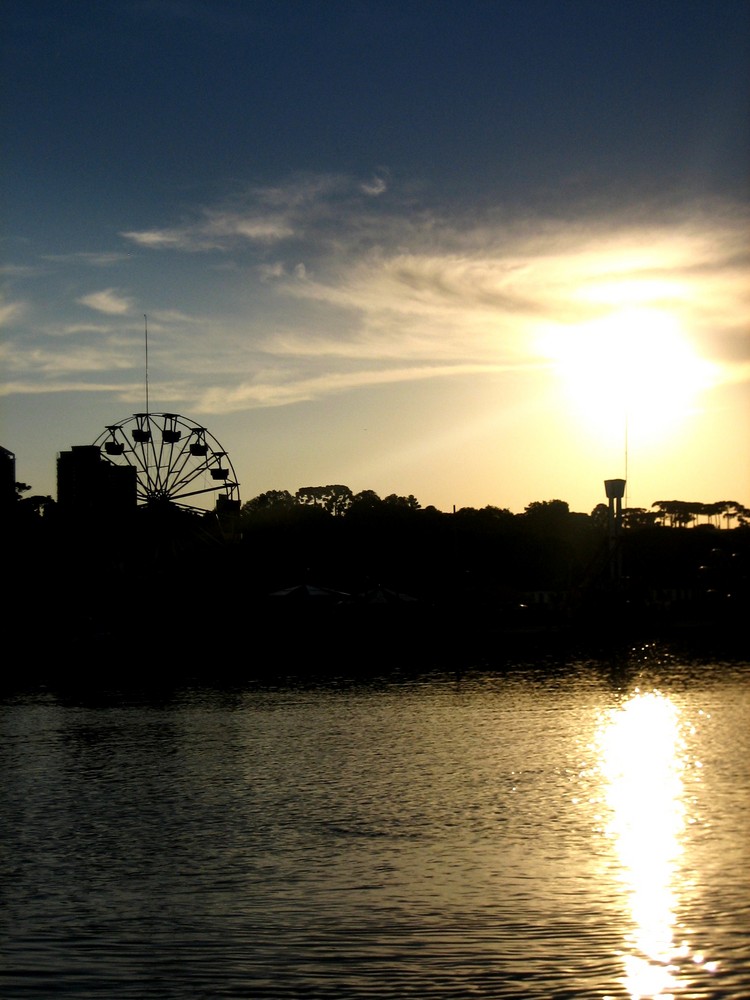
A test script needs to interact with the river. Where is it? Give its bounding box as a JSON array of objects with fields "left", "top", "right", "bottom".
[{"left": 1, "top": 647, "right": 748, "bottom": 998}]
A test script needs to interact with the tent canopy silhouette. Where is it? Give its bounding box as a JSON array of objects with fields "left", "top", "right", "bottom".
[
  {"left": 356, "top": 586, "right": 418, "bottom": 605},
  {"left": 269, "top": 584, "right": 350, "bottom": 602}
]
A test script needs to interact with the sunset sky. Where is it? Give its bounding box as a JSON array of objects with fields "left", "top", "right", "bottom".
[{"left": 3, "top": 0, "right": 749, "bottom": 514}]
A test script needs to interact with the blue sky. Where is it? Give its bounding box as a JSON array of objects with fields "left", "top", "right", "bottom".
[{"left": 3, "top": 0, "right": 749, "bottom": 512}]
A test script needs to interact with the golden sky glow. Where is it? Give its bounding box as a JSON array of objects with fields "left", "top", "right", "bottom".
[
  {"left": 3, "top": 2, "right": 748, "bottom": 511},
  {"left": 3, "top": 205, "right": 749, "bottom": 511}
]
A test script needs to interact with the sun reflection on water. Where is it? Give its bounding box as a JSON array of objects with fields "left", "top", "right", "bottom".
[{"left": 598, "top": 689, "right": 691, "bottom": 999}]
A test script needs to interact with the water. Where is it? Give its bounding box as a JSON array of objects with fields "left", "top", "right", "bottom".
[{"left": 2, "top": 652, "right": 749, "bottom": 998}]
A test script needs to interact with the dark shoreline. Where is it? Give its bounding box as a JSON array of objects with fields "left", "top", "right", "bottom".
[
  {"left": 8, "top": 598, "right": 747, "bottom": 700},
  {"left": 7, "top": 507, "right": 748, "bottom": 693}
]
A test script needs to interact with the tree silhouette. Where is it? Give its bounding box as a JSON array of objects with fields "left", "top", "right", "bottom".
[
  {"left": 383, "top": 493, "right": 421, "bottom": 510},
  {"left": 652, "top": 500, "right": 695, "bottom": 527},
  {"left": 622, "top": 507, "right": 659, "bottom": 530},
  {"left": 242, "top": 489, "right": 296, "bottom": 513},
  {"left": 296, "top": 485, "right": 353, "bottom": 517}
]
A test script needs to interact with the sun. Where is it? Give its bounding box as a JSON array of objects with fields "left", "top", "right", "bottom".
[{"left": 537, "top": 305, "right": 717, "bottom": 449}]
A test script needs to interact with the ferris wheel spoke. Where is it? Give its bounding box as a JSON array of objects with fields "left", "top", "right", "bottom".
[
  {"left": 163, "top": 458, "right": 214, "bottom": 497},
  {"left": 152, "top": 429, "right": 173, "bottom": 493},
  {"left": 161, "top": 445, "right": 205, "bottom": 495},
  {"left": 127, "top": 428, "right": 159, "bottom": 490},
  {"left": 124, "top": 439, "right": 151, "bottom": 479},
  {"left": 168, "top": 483, "right": 238, "bottom": 501},
  {"left": 163, "top": 441, "right": 194, "bottom": 484}
]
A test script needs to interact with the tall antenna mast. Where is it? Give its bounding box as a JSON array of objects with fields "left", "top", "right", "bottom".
[
  {"left": 624, "top": 409, "right": 629, "bottom": 509},
  {"left": 144, "top": 314, "right": 150, "bottom": 415}
]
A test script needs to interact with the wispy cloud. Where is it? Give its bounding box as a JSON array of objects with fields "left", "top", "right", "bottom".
[
  {"left": 0, "top": 299, "right": 27, "bottom": 326},
  {"left": 122, "top": 212, "right": 294, "bottom": 251},
  {"left": 194, "top": 361, "right": 522, "bottom": 414},
  {"left": 0, "top": 264, "right": 42, "bottom": 278},
  {"left": 0, "top": 339, "right": 136, "bottom": 378},
  {"left": 120, "top": 173, "right": 388, "bottom": 253},
  {"left": 42, "top": 251, "right": 132, "bottom": 267},
  {"left": 259, "top": 207, "right": 750, "bottom": 385},
  {"left": 360, "top": 169, "right": 389, "bottom": 197},
  {"left": 49, "top": 323, "right": 120, "bottom": 337},
  {"left": 0, "top": 380, "right": 136, "bottom": 397},
  {"left": 77, "top": 288, "right": 134, "bottom": 315},
  {"left": 6, "top": 175, "right": 749, "bottom": 417}
]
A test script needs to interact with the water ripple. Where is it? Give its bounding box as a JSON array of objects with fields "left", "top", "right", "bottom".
[{"left": 1, "top": 663, "right": 748, "bottom": 999}]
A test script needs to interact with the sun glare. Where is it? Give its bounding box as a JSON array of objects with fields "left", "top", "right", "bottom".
[
  {"left": 597, "top": 690, "right": 701, "bottom": 999},
  {"left": 538, "top": 305, "right": 718, "bottom": 450}
]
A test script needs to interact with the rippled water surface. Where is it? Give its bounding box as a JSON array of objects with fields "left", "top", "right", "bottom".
[{"left": 2, "top": 654, "right": 749, "bottom": 998}]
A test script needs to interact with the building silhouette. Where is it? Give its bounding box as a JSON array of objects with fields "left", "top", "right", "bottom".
[
  {"left": 1, "top": 445, "right": 16, "bottom": 512},
  {"left": 57, "top": 445, "right": 137, "bottom": 515}
]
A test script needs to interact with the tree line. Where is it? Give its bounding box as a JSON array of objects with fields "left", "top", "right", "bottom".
[
  {"left": 239, "top": 486, "right": 749, "bottom": 529},
  {"left": 11, "top": 479, "right": 749, "bottom": 529},
  {"left": 6, "top": 480, "right": 748, "bottom": 662},
  {"left": 233, "top": 488, "right": 748, "bottom": 603}
]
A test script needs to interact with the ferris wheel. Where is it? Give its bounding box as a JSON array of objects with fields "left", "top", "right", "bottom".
[{"left": 95, "top": 412, "right": 240, "bottom": 512}]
